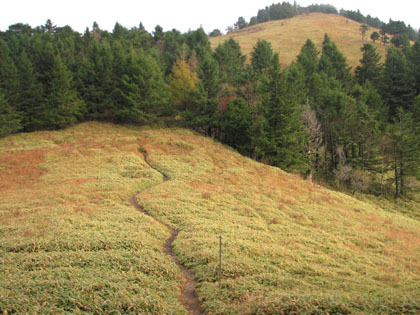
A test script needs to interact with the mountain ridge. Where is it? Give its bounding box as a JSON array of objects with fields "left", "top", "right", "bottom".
[{"left": 210, "top": 12, "right": 388, "bottom": 68}]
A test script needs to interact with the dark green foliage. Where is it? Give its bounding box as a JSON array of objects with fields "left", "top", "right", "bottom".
[
  {"left": 381, "top": 47, "right": 416, "bottom": 118},
  {"left": 409, "top": 95, "right": 420, "bottom": 123},
  {"left": 45, "top": 55, "right": 85, "bottom": 129},
  {"left": 340, "top": 9, "right": 383, "bottom": 29},
  {"left": 370, "top": 31, "right": 380, "bottom": 43},
  {"left": 196, "top": 48, "right": 221, "bottom": 99},
  {"left": 391, "top": 33, "right": 410, "bottom": 50},
  {"left": 319, "top": 34, "right": 353, "bottom": 87},
  {"left": 234, "top": 17, "right": 248, "bottom": 30},
  {"left": 407, "top": 42, "right": 420, "bottom": 95},
  {"left": 382, "top": 19, "right": 418, "bottom": 41},
  {"left": 217, "top": 98, "right": 253, "bottom": 153},
  {"left": 262, "top": 54, "right": 309, "bottom": 172},
  {"left": 113, "top": 50, "right": 169, "bottom": 123},
  {"left": 307, "top": 4, "right": 337, "bottom": 14},
  {"left": 251, "top": 40, "right": 274, "bottom": 75},
  {"left": 79, "top": 40, "right": 114, "bottom": 120},
  {"left": 355, "top": 44, "right": 382, "bottom": 85},
  {"left": 0, "top": 89, "right": 21, "bottom": 137},
  {"left": 296, "top": 39, "right": 319, "bottom": 78},
  {"left": 387, "top": 109, "right": 420, "bottom": 196},
  {"left": 209, "top": 29, "right": 222, "bottom": 37},
  {"left": 214, "top": 38, "right": 246, "bottom": 87},
  {"left": 153, "top": 25, "right": 164, "bottom": 41},
  {"left": 0, "top": 39, "right": 19, "bottom": 105},
  {"left": 15, "top": 51, "right": 44, "bottom": 131}
]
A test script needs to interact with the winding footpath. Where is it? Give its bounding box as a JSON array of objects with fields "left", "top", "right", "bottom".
[{"left": 128, "top": 150, "right": 203, "bottom": 315}]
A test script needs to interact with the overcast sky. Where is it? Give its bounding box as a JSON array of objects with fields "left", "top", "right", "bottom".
[{"left": 1, "top": 0, "right": 419, "bottom": 34}]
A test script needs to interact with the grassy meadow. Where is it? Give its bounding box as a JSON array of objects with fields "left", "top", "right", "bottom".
[
  {"left": 210, "top": 13, "right": 387, "bottom": 68},
  {"left": 1, "top": 122, "right": 420, "bottom": 313},
  {"left": 0, "top": 123, "right": 184, "bottom": 314}
]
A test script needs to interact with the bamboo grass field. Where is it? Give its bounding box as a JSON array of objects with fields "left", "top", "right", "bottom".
[
  {"left": 210, "top": 13, "right": 388, "bottom": 68},
  {"left": 1, "top": 122, "right": 420, "bottom": 313}
]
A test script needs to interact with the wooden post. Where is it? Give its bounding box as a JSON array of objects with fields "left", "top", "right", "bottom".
[{"left": 219, "top": 235, "right": 222, "bottom": 287}]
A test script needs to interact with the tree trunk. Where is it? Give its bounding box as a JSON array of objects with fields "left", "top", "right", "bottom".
[
  {"left": 400, "top": 161, "right": 404, "bottom": 197},
  {"left": 394, "top": 153, "right": 399, "bottom": 198}
]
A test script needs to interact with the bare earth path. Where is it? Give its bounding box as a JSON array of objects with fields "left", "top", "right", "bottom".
[{"left": 129, "top": 150, "right": 203, "bottom": 315}]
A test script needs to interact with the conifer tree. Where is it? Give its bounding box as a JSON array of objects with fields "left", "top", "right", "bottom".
[
  {"left": 387, "top": 108, "right": 420, "bottom": 197},
  {"left": 355, "top": 43, "right": 382, "bottom": 85},
  {"left": 217, "top": 97, "right": 253, "bottom": 153},
  {"left": 15, "top": 51, "right": 44, "bottom": 131},
  {"left": 80, "top": 40, "right": 114, "bottom": 120},
  {"left": 262, "top": 53, "right": 309, "bottom": 172},
  {"left": 196, "top": 47, "right": 220, "bottom": 99},
  {"left": 407, "top": 41, "right": 420, "bottom": 95},
  {"left": 45, "top": 55, "right": 85, "bottom": 128},
  {"left": 319, "top": 34, "right": 353, "bottom": 87},
  {"left": 214, "top": 38, "right": 246, "bottom": 87},
  {"left": 251, "top": 40, "right": 274, "bottom": 75},
  {"left": 296, "top": 39, "right": 319, "bottom": 78},
  {"left": 0, "top": 89, "right": 21, "bottom": 137},
  {"left": 115, "top": 50, "right": 169, "bottom": 123},
  {"left": 381, "top": 47, "right": 416, "bottom": 118},
  {"left": 0, "top": 39, "right": 19, "bottom": 107}
]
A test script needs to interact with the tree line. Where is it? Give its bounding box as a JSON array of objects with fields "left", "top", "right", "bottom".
[{"left": 0, "top": 20, "right": 419, "bottom": 198}]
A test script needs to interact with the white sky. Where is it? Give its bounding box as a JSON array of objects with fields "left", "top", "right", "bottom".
[{"left": 1, "top": 0, "right": 419, "bottom": 34}]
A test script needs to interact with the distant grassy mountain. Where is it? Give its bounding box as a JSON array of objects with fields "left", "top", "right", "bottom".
[
  {"left": 1, "top": 122, "right": 420, "bottom": 313},
  {"left": 210, "top": 13, "right": 388, "bottom": 68}
]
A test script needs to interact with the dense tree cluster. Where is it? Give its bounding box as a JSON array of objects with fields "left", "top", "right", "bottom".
[{"left": 0, "top": 19, "right": 419, "bottom": 198}]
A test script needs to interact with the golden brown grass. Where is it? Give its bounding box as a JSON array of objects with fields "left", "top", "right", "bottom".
[
  {"left": 210, "top": 13, "right": 388, "bottom": 68},
  {"left": 0, "top": 122, "right": 185, "bottom": 314},
  {"left": 1, "top": 122, "right": 420, "bottom": 313}
]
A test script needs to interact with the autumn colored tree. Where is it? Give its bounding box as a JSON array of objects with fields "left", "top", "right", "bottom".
[{"left": 168, "top": 58, "right": 200, "bottom": 111}]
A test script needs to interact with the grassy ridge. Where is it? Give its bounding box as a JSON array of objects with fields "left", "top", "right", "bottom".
[
  {"left": 1, "top": 122, "right": 420, "bottom": 313},
  {"left": 210, "top": 13, "right": 387, "bottom": 68}
]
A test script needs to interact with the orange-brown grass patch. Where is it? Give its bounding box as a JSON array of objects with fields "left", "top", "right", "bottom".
[
  {"left": 210, "top": 13, "right": 388, "bottom": 68},
  {"left": 0, "top": 149, "right": 47, "bottom": 191}
]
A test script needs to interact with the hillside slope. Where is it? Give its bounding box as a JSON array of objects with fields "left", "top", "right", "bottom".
[
  {"left": 210, "top": 13, "right": 387, "bottom": 68},
  {"left": 1, "top": 122, "right": 420, "bottom": 313}
]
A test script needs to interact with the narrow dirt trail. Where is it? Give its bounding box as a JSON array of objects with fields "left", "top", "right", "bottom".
[{"left": 129, "top": 150, "right": 203, "bottom": 315}]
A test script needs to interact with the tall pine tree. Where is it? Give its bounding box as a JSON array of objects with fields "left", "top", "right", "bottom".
[
  {"left": 262, "top": 53, "right": 309, "bottom": 172},
  {"left": 45, "top": 55, "right": 85, "bottom": 129}
]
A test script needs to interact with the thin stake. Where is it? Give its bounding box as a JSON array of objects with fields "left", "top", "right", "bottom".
[{"left": 219, "top": 235, "right": 222, "bottom": 287}]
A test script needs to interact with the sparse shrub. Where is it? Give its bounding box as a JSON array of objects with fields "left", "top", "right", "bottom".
[
  {"left": 350, "top": 170, "right": 371, "bottom": 194},
  {"left": 334, "top": 164, "right": 353, "bottom": 188}
]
